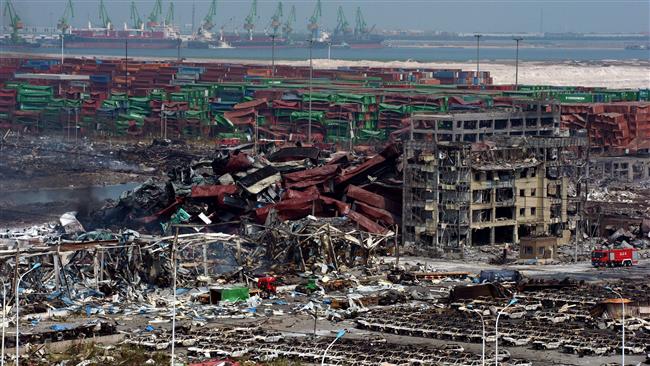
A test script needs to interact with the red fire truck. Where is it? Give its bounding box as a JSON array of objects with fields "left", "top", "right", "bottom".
[{"left": 591, "top": 248, "right": 639, "bottom": 267}]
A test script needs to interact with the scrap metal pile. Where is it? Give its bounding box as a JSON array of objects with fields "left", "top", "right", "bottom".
[
  {"left": 356, "top": 280, "right": 650, "bottom": 358},
  {"left": 87, "top": 143, "right": 401, "bottom": 240},
  {"left": 126, "top": 325, "right": 533, "bottom": 366}
]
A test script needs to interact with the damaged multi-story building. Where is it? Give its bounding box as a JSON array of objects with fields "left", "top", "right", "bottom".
[{"left": 402, "top": 101, "right": 589, "bottom": 256}]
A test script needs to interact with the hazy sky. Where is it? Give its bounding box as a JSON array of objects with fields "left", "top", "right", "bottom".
[{"left": 4, "top": 0, "right": 650, "bottom": 33}]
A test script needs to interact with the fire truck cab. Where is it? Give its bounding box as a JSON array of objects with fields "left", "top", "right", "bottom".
[{"left": 591, "top": 248, "right": 639, "bottom": 267}]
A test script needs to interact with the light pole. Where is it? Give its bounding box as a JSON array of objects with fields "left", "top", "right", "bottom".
[
  {"left": 474, "top": 34, "right": 482, "bottom": 85},
  {"left": 605, "top": 286, "right": 625, "bottom": 366},
  {"left": 1, "top": 280, "right": 7, "bottom": 366},
  {"left": 15, "top": 263, "right": 41, "bottom": 366},
  {"left": 513, "top": 37, "right": 523, "bottom": 89},
  {"left": 466, "top": 305, "right": 485, "bottom": 366},
  {"left": 271, "top": 34, "right": 276, "bottom": 78},
  {"left": 308, "top": 38, "right": 314, "bottom": 143},
  {"left": 321, "top": 329, "right": 346, "bottom": 365},
  {"left": 170, "top": 227, "right": 179, "bottom": 366},
  {"left": 495, "top": 297, "right": 517, "bottom": 366}
]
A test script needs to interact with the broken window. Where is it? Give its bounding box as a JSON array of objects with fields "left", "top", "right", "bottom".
[
  {"left": 524, "top": 246, "right": 534, "bottom": 254},
  {"left": 538, "top": 247, "right": 545, "bottom": 255},
  {"left": 511, "top": 118, "right": 523, "bottom": 128},
  {"left": 480, "top": 120, "right": 491, "bottom": 129},
  {"left": 530, "top": 207, "right": 537, "bottom": 216},
  {"left": 495, "top": 207, "right": 514, "bottom": 220},
  {"left": 520, "top": 168, "right": 527, "bottom": 178},
  {"left": 531, "top": 188, "right": 537, "bottom": 197},
  {"left": 550, "top": 204, "right": 562, "bottom": 219},
  {"left": 494, "top": 225, "right": 515, "bottom": 243},
  {"left": 519, "top": 208, "right": 525, "bottom": 216},
  {"left": 474, "top": 172, "right": 481, "bottom": 181},
  {"left": 472, "top": 209, "right": 492, "bottom": 222},
  {"left": 496, "top": 188, "right": 514, "bottom": 202},
  {"left": 531, "top": 168, "right": 536, "bottom": 178},
  {"left": 472, "top": 228, "right": 491, "bottom": 245},
  {"left": 495, "top": 119, "right": 507, "bottom": 129},
  {"left": 472, "top": 189, "right": 491, "bottom": 203}
]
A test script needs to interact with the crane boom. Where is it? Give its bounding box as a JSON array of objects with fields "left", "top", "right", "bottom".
[
  {"left": 3, "top": 0, "right": 24, "bottom": 43},
  {"left": 202, "top": 0, "right": 217, "bottom": 31},
  {"left": 354, "top": 7, "right": 368, "bottom": 37},
  {"left": 281, "top": 5, "right": 295, "bottom": 39},
  {"left": 307, "top": 0, "right": 321, "bottom": 39},
  {"left": 57, "top": 0, "right": 74, "bottom": 32},
  {"left": 334, "top": 6, "right": 351, "bottom": 36},
  {"left": 243, "top": 0, "right": 257, "bottom": 40},
  {"left": 130, "top": 1, "right": 143, "bottom": 29},
  {"left": 165, "top": 2, "right": 174, "bottom": 26},
  {"left": 98, "top": 0, "right": 112, "bottom": 29},
  {"left": 269, "top": 2, "right": 282, "bottom": 36},
  {"left": 147, "top": 0, "right": 163, "bottom": 28}
]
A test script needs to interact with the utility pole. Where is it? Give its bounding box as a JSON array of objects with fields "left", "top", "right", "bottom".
[
  {"left": 513, "top": 37, "right": 523, "bottom": 89},
  {"left": 308, "top": 38, "right": 313, "bottom": 143},
  {"left": 474, "top": 34, "right": 482, "bottom": 86}
]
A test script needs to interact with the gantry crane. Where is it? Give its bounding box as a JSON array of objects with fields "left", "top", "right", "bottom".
[
  {"left": 98, "top": 0, "right": 112, "bottom": 29},
  {"left": 57, "top": 0, "right": 74, "bottom": 33},
  {"left": 269, "top": 2, "right": 282, "bottom": 36},
  {"left": 281, "top": 5, "right": 295, "bottom": 40},
  {"left": 307, "top": 0, "right": 321, "bottom": 40},
  {"left": 130, "top": 1, "right": 144, "bottom": 30},
  {"left": 3, "top": 0, "right": 24, "bottom": 43},
  {"left": 243, "top": 0, "right": 257, "bottom": 41},
  {"left": 334, "top": 6, "right": 351, "bottom": 37},
  {"left": 147, "top": 0, "right": 163, "bottom": 28}
]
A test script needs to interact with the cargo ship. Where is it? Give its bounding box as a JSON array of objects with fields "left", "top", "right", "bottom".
[{"left": 64, "top": 28, "right": 181, "bottom": 49}]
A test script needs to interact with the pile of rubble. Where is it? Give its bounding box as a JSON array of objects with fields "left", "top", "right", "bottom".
[{"left": 87, "top": 143, "right": 402, "bottom": 240}]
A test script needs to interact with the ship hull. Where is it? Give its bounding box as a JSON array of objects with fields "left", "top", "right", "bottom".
[{"left": 64, "top": 35, "right": 180, "bottom": 49}]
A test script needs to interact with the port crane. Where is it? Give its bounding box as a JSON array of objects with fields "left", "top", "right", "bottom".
[
  {"left": 334, "top": 6, "right": 352, "bottom": 37},
  {"left": 201, "top": 0, "right": 217, "bottom": 31},
  {"left": 130, "top": 1, "right": 144, "bottom": 30},
  {"left": 354, "top": 7, "right": 373, "bottom": 38},
  {"left": 281, "top": 5, "right": 295, "bottom": 40},
  {"left": 269, "top": 2, "right": 283, "bottom": 36},
  {"left": 3, "top": 0, "right": 24, "bottom": 43},
  {"left": 57, "top": 0, "right": 74, "bottom": 33},
  {"left": 147, "top": 0, "right": 163, "bottom": 28},
  {"left": 243, "top": 0, "right": 258, "bottom": 41},
  {"left": 98, "top": 0, "right": 112, "bottom": 30},
  {"left": 165, "top": 2, "right": 174, "bottom": 26},
  {"left": 307, "top": 0, "right": 322, "bottom": 40}
]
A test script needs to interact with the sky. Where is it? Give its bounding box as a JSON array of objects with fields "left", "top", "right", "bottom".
[{"left": 3, "top": 0, "right": 650, "bottom": 34}]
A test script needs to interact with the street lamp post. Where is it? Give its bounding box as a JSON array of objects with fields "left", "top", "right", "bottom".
[
  {"left": 605, "top": 286, "right": 625, "bottom": 366},
  {"left": 170, "top": 227, "right": 179, "bottom": 366},
  {"left": 1, "top": 280, "right": 7, "bottom": 366},
  {"left": 513, "top": 37, "right": 523, "bottom": 89},
  {"left": 321, "top": 329, "right": 346, "bottom": 365},
  {"left": 308, "top": 39, "right": 314, "bottom": 143},
  {"left": 271, "top": 34, "right": 276, "bottom": 78},
  {"left": 474, "top": 34, "right": 482, "bottom": 85},
  {"left": 15, "top": 263, "right": 41, "bottom": 366},
  {"left": 495, "top": 297, "right": 518, "bottom": 366},
  {"left": 467, "top": 305, "right": 485, "bottom": 366}
]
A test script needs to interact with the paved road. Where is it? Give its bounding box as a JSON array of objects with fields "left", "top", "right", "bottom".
[{"left": 386, "top": 257, "right": 650, "bottom": 282}]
